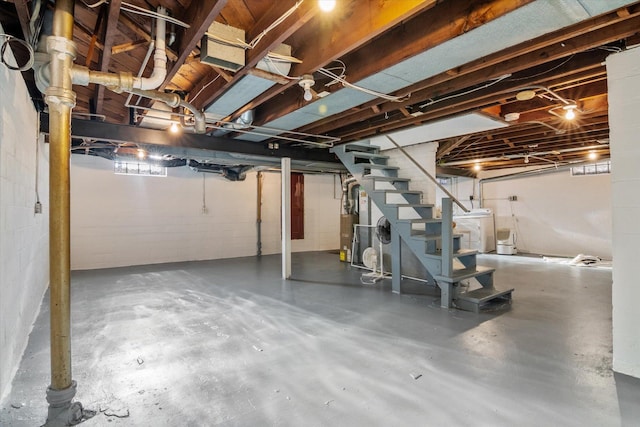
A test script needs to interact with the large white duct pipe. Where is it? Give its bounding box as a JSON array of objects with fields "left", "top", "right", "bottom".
[
  {"left": 71, "top": 6, "right": 167, "bottom": 91},
  {"left": 135, "top": 6, "right": 166, "bottom": 90}
]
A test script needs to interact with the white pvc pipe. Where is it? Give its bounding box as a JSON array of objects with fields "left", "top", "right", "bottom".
[
  {"left": 281, "top": 158, "right": 291, "bottom": 279},
  {"left": 134, "top": 6, "right": 166, "bottom": 90}
]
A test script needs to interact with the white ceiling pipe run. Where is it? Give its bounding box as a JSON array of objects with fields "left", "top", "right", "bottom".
[
  {"left": 440, "top": 144, "right": 608, "bottom": 167},
  {"left": 126, "top": 88, "right": 206, "bottom": 134},
  {"left": 71, "top": 6, "right": 167, "bottom": 91},
  {"left": 135, "top": 6, "right": 167, "bottom": 90}
]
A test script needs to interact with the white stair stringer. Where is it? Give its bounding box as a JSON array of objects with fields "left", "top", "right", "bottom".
[{"left": 331, "top": 141, "right": 513, "bottom": 312}]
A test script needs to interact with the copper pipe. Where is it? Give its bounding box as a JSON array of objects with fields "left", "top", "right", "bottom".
[{"left": 47, "top": 0, "right": 75, "bottom": 392}]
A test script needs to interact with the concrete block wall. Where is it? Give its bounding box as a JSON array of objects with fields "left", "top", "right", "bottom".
[
  {"left": 370, "top": 137, "right": 438, "bottom": 206},
  {"left": 607, "top": 46, "right": 640, "bottom": 378},
  {"left": 481, "top": 170, "right": 611, "bottom": 259},
  {"left": 0, "top": 32, "right": 50, "bottom": 401},
  {"left": 438, "top": 168, "right": 612, "bottom": 259},
  {"left": 70, "top": 156, "right": 340, "bottom": 270}
]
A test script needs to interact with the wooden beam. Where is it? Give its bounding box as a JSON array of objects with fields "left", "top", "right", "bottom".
[
  {"left": 299, "top": 5, "right": 639, "bottom": 137},
  {"left": 94, "top": 0, "right": 121, "bottom": 115},
  {"left": 160, "top": 0, "right": 228, "bottom": 91},
  {"left": 12, "top": 0, "right": 31, "bottom": 44},
  {"left": 304, "top": 10, "right": 638, "bottom": 139},
  {"left": 254, "top": 0, "right": 533, "bottom": 126},
  {"left": 188, "top": 0, "right": 317, "bottom": 111},
  {"left": 111, "top": 39, "right": 147, "bottom": 55},
  {"left": 118, "top": 13, "right": 178, "bottom": 61},
  {"left": 437, "top": 134, "right": 473, "bottom": 159}
]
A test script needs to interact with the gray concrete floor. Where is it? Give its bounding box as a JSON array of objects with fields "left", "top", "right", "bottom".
[{"left": 1, "top": 251, "right": 639, "bottom": 426}]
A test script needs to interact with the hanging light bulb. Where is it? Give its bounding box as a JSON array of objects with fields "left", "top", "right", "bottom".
[
  {"left": 298, "top": 74, "right": 315, "bottom": 102},
  {"left": 169, "top": 122, "right": 180, "bottom": 133},
  {"left": 588, "top": 150, "right": 598, "bottom": 160},
  {"left": 563, "top": 104, "right": 577, "bottom": 120},
  {"left": 473, "top": 163, "right": 482, "bottom": 171},
  {"left": 318, "top": 0, "right": 336, "bottom": 12},
  {"left": 137, "top": 149, "right": 146, "bottom": 159},
  {"left": 524, "top": 154, "right": 529, "bottom": 164}
]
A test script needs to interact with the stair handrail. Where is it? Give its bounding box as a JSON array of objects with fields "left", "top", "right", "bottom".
[{"left": 385, "top": 135, "right": 470, "bottom": 213}]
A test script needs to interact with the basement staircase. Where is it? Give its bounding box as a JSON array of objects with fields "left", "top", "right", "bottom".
[{"left": 331, "top": 141, "right": 513, "bottom": 313}]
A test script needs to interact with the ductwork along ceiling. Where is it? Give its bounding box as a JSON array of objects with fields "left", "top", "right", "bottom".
[{"left": 2, "top": 0, "right": 640, "bottom": 174}]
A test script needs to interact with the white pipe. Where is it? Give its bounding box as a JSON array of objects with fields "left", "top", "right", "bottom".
[
  {"left": 69, "top": 6, "right": 166, "bottom": 92},
  {"left": 125, "top": 39, "right": 155, "bottom": 107},
  {"left": 281, "top": 158, "right": 292, "bottom": 279},
  {"left": 134, "top": 6, "right": 166, "bottom": 90},
  {"left": 440, "top": 144, "right": 608, "bottom": 167}
]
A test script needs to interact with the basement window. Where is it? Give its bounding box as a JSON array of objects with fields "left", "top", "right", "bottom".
[
  {"left": 114, "top": 161, "right": 167, "bottom": 177},
  {"left": 571, "top": 161, "right": 611, "bottom": 176}
]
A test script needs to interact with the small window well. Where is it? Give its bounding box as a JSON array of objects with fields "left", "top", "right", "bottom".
[
  {"left": 571, "top": 161, "right": 610, "bottom": 176},
  {"left": 114, "top": 161, "right": 167, "bottom": 177}
]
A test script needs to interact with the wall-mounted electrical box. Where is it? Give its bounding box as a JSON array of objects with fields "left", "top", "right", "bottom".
[{"left": 201, "top": 22, "right": 246, "bottom": 72}]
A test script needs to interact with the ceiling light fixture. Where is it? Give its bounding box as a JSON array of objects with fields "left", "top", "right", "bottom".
[
  {"left": 137, "top": 149, "right": 146, "bottom": 160},
  {"left": 504, "top": 112, "right": 520, "bottom": 122},
  {"left": 516, "top": 90, "right": 536, "bottom": 101},
  {"left": 588, "top": 150, "right": 598, "bottom": 160},
  {"left": 524, "top": 154, "right": 529, "bottom": 164},
  {"left": 563, "top": 104, "right": 577, "bottom": 120},
  {"left": 318, "top": 0, "right": 336, "bottom": 12},
  {"left": 169, "top": 122, "right": 180, "bottom": 133},
  {"left": 299, "top": 74, "right": 315, "bottom": 101},
  {"left": 473, "top": 163, "right": 482, "bottom": 171}
]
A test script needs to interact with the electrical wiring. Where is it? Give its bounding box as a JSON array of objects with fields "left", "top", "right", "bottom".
[
  {"left": 189, "top": 74, "right": 222, "bottom": 103},
  {"left": 0, "top": 34, "right": 34, "bottom": 71},
  {"left": 81, "top": 1, "right": 190, "bottom": 28},
  {"left": 508, "top": 55, "right": 575, "bottom": 82},
  {"left": 249, "top": 0, "right": 304, "bottom": 48},
  {"left": 321, "top": 60, "right": 346, "bottom": 87},
  {"left": 81, "top": 0, "right": 108, "bottom": 8},
  {"left": 419, "top": 73, "right": 511, "bottom": 109},
  {"left": 317, "top": 66, "right": 409, "bottom": 102},
  {"left": 121, "top": 3, "right": 190, "bottom": 28},
  {"left": 260, "top": 55, "right": 300, "bottom": 80}
]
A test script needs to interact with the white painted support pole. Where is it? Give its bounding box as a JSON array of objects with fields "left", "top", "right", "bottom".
[{"left": 281, "top": 157, "right": 292, "bottom": 279}]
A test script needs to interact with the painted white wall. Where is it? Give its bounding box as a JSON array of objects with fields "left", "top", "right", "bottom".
[
  {"left": 607, "top": 45, "right": 640, "bottom": 378},
  {"left": 372, "top": 138, "right": 438, "bottom": 205},
  {"left": 436, "top": 167, "right": 612, "bottom": 259},
  {"left": 70, "top": 156, "right": 340, "bottom": 270},
  {"left": 0, "top": 32, "right": 50, "bottom": 401}
]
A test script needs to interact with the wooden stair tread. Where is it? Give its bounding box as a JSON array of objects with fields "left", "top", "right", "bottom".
[
  {"left": 351, "top": 152, "right": 389, "bottom": 160},
  {"left": 423, "top": 248, "right": 478, "bottom": 259},
  {"left": 434, "top": 265, "right": 495, "bottom": 282},
  {"left": 394, "top": 203, "right": 434, "bottom": 207},
  {"left": 398, "top": 218, "right": 442, "bottom": 224},
  {"left": 340, "top": 141, "right": 380, "bottom": 152},
  {"left": 358, "top": 163, "right": 399, "bottom": 170},
  {"left": 374, "top": 190, "right": 421, "bottom": 195},
  {"left": 363, "top": 176, "right": 410, "bottom": 183},
  {"left": 456, "top": 287, "right": 514, "bottom": 304}
]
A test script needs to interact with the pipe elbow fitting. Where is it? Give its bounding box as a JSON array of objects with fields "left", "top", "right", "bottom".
[{"left": 70, "top": 65, "right": 90, "bottom": 86}]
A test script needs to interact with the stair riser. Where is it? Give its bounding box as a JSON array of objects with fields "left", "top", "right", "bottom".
[
  {"left": 373, "top": 181, "right": 409, "bottom": 191},
  {"left": 381, "top": 193, "right": 421, "bottom": 204},
  {"left": 351, "top": 154, "right": 389, "bottom": 165},
  {"left": 397, "top": 206, "right": 433, "bottom": 219},
  {"left": 359, "top": 167, "right": 398, "bottom": 177}
]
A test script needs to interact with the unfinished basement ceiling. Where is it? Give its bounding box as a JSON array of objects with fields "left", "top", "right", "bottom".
[{"left": 2, "top": 0, "right": 640, "bottom": 172}]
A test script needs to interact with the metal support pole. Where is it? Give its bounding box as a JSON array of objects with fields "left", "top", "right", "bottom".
[
  {"left": 256, "top": 171, "right": 263, "bottom": 257},
  {"left": 281, "top": 158, "right": 291, "bottom": 279},
  {"left": 391, "top": 225, "right": 401, "bottom": 294},
  {"left": 44, "top": 0, "right": 84, "bottom": 425}
]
